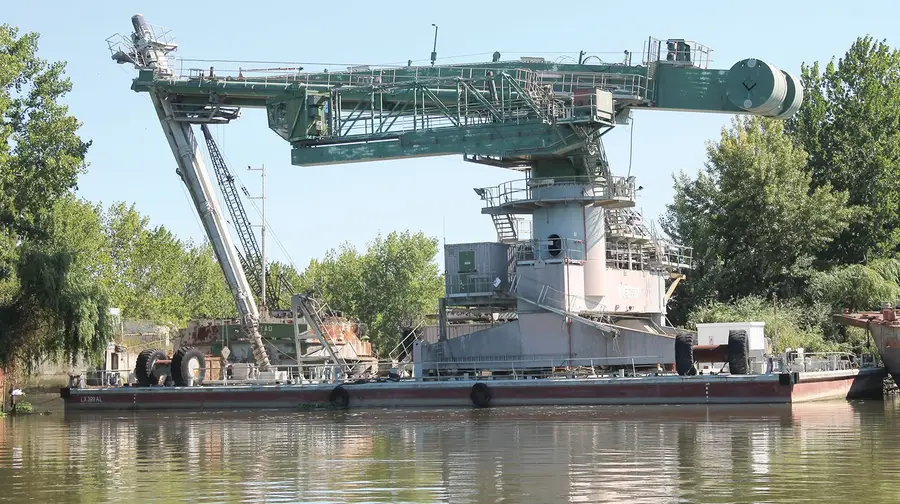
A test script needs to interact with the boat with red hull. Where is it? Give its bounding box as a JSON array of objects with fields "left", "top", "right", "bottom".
[
  {"left": 60, "top": 367, "right": 886, "bottom": 411},
  {"left": 835, "top": 307, "right": 900, "bottom": 384}
]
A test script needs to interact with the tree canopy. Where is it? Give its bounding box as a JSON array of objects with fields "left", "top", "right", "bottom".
[
  {"left": 786, "top": 36, "right": 900, "bottom": 263},
  {"left": 662, "top": 116, "right": 853, "bottom": 319},
  {"left": 663, "top": 35, "right": 900, "bottom": 352},
  {"left": 298, "top": 231, "right": 444, "bottom": 353},
  {"left": 0, "top": 25, "right": 107, "bottom": 372}
]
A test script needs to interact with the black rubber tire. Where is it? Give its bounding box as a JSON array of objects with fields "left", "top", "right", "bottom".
[
  {"left": 171, "top": 346, "right": 206, "bottom": 387},
  {"left": 728, "top": 330, "right": 750, "bottom": 375},
  {"left": 470, "top": 382, "right": 492, "bottom": 408},
  {"left": 329, "top": 385, "right": 350, "bottom": 409},
  {"left": 135, "top": 349, "right": 166, "bottom": 387},
  {"left": 675, "top": 333, "right": 697, "bottom": 376}
]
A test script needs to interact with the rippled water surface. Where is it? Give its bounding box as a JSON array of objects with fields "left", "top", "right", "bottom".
[{"left": 1, "top": 396, "right": 899, "bottom": 503}]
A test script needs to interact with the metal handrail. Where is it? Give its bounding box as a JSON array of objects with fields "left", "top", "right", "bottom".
[
  {"left": 514, "top": 237, "right": 586, "bottom": 263},
  {"left": 477, "top": 175, "right": 634, "bottom": 209}
]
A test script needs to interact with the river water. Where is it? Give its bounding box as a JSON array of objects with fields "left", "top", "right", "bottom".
[{"left": 0, "top": 396, "right": 898, "bottom": 503}]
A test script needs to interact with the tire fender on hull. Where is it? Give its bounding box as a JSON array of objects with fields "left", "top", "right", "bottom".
[
  {"left": 470, "top": 382, "right": 492, "bottom": 408},
  {"left": 329, "top": 385, "right": 350, "bottom": 409}
]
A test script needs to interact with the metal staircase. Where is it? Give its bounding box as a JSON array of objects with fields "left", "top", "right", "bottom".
[
  {"left": 508, "top": 273, "right": 616, "bottom": 336},
  {"left": 491, "top": 214, "right": 519, "bottom": 243},
  {"left": 292, "top": 294, "right": 352, "bottom": 377},
  {"left": 607, "top": 208, "right": 652, "bottom": 240}
]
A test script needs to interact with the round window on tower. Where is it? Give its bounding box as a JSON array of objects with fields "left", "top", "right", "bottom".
[{"left": 548, "top": 234, "right": 562, "bottom": 257}]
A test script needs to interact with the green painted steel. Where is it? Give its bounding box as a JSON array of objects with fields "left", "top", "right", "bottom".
[
  {"left": 458, "top": 250, "right": 476, "bottom": 273},
  {"left": 123, "top": 37, "right": 803, "bottom": 170}
]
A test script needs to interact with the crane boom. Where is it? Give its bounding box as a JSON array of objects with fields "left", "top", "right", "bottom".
[
  {"left": 121, "top": 14, "right": 272, "bottom": 370},
  {"left": 122, "top": 38, "right": 801, "bottom": 170}
]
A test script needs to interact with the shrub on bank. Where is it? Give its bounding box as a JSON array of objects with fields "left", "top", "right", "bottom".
[{"left": 684, "top": 296, "right": 841, "bottom": 353}]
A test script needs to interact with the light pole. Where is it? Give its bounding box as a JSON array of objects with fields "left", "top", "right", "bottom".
[{"left": 248, "top": 163, "right": 267, "bottom": 313}]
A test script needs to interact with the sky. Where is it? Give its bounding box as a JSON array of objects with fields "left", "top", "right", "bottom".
[{"left": 5, "top": 1, "right": 899, "bottom": 273}]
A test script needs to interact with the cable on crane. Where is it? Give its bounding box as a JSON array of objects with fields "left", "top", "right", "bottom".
[{"left": 211, "top": 127, "right": 301, "bottom": 274}]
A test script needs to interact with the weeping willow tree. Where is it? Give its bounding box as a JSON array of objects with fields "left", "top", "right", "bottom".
[
  {"left": 806, "top": 258, "right": 900, "bottom": 313},
  {"left": 0, "top": 248, "right": 112, "bottom": 374},
  {"left": 0, "top": 25, "right": 112, "bottom": 374}
]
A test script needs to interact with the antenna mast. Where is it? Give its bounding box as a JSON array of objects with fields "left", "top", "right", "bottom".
[{"left": 248, "top": 163, "right": 267, "bottom": 313}]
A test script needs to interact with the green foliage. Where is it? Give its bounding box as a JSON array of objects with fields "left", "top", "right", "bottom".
[
  {"left": 686, "top": 296, "right": 840, "bottom": 353},
  {"left": 182, "top": 242, "right": 236, "bottom": 319},
  {"left": 0, "top": 25, "right": 90, "bottom": 244},
  {"left": 0, "top": 26, "right": 109, "bottom": 372},
  {"left": 662, "top": 116, "right": 853, "bottom": 322},
  {"left": 101, "top": 202, "right": 235, "bottom": 322},
  {"left": 267, "top": 261, "right": 303, "bottom": 310},
  {"left": 806, "top": 258, "right": 900, "bottom": 313},
  {"left": 786, "top": 36, "right": 900, "bottom": 263},
  {"left": 299, "top": 231, "right": 444, "bottom": 353},
  {"left": 11, "top": 400, "right": 32, "bottom": 415},
  {"left": 0, "top": 245, "right": 113, "bottom": 372}
]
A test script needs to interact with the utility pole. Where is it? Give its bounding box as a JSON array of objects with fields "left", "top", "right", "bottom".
[
  {"left": 430, "top": 24, "right": 438, "bottom": 67},
  {"left": 248, "top": 164, "right": 267, "bottom": 314}
]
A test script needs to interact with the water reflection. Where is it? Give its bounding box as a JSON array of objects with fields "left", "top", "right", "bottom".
[{"left": 0, "top": 399, "right": 898, "bottom": 503}]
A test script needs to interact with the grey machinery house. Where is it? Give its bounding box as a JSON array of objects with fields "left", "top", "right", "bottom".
[{"left": 415, "top": 172, "right": 693, "bottom": 375}]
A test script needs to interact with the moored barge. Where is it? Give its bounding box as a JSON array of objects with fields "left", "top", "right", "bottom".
[
  {"left": 60, "top": 365, "right": 886, "bottom": 411},
  {"left": 835, "top": 304, "right": 900, "bottom": 383}
]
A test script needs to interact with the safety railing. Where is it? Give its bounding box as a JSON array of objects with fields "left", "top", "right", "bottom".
[
  {"left": 514, "top": 237, "right": 586, "bottom": 263},
  {"left": 536, "top": 71, "right": 653, "bottom": 103},
  {"left": 785, "top": 352, "right": 861, "bottom": 373},
  {"left": 643, "top": 38, "right": 713, "bottom": 69},
  {"left": 414, "top": 355, "right": 664, "bottom": 380},
  {"left": 446, "top": 273, "right": 509, "bottom": 297},
  {"left": 605, "top": 215, "right": 693, "bottom": 271},
  {"left": 477, "top": 175, "right": 635, "bottom": 210},
  {"left": 607, "top": 207, "right": 652, "bottom": 240}
]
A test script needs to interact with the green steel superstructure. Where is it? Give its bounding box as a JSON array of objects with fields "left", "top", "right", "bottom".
[{"left": 109, "top": 15, "right": 802, "bottom": 373}]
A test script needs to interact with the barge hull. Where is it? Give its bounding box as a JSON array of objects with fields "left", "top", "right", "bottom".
[
  {"left": 61, "top": 368, "right": 886, "bottom": 411},
  {"left": 834, "top": 310, "right": 900, "bottom": 383}
]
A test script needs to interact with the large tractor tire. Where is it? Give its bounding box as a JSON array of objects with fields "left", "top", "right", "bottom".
[
  {"left": 728, "top": 330, "right": 750, "bottom": 375},
  {"left": 170, "top": 346, "right": 206, "bottom": 387},
  {"left": 675, "top": 333, "right": 697, "bottom": 376},
  {"left": 135, "top": 349, "right": 167, "bottom": 387}
]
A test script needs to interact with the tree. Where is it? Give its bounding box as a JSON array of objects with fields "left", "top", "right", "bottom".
[
  {"left": 267, "top": 260, "right": 303, "bottom": 310},
  {"left": 299, "top": 231, "right": 444, "bottom": 353},
  {"left": 0, "top": 26, "right": 109, "bottom": 371},
  {"left": 661, "top": 116, "right": 853, "bottom": 322},
  {"left": 181, "top": 242, "right": 236, "bottom": 319},
  {"left": 786, "top": 36, "right": 900, "bottom": 263},
  {"left": 103, "top": 202, "right": 192, "bottom": 323},
  {"left": 0, "top": 25, "right": 90, "bottom": 244}
]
